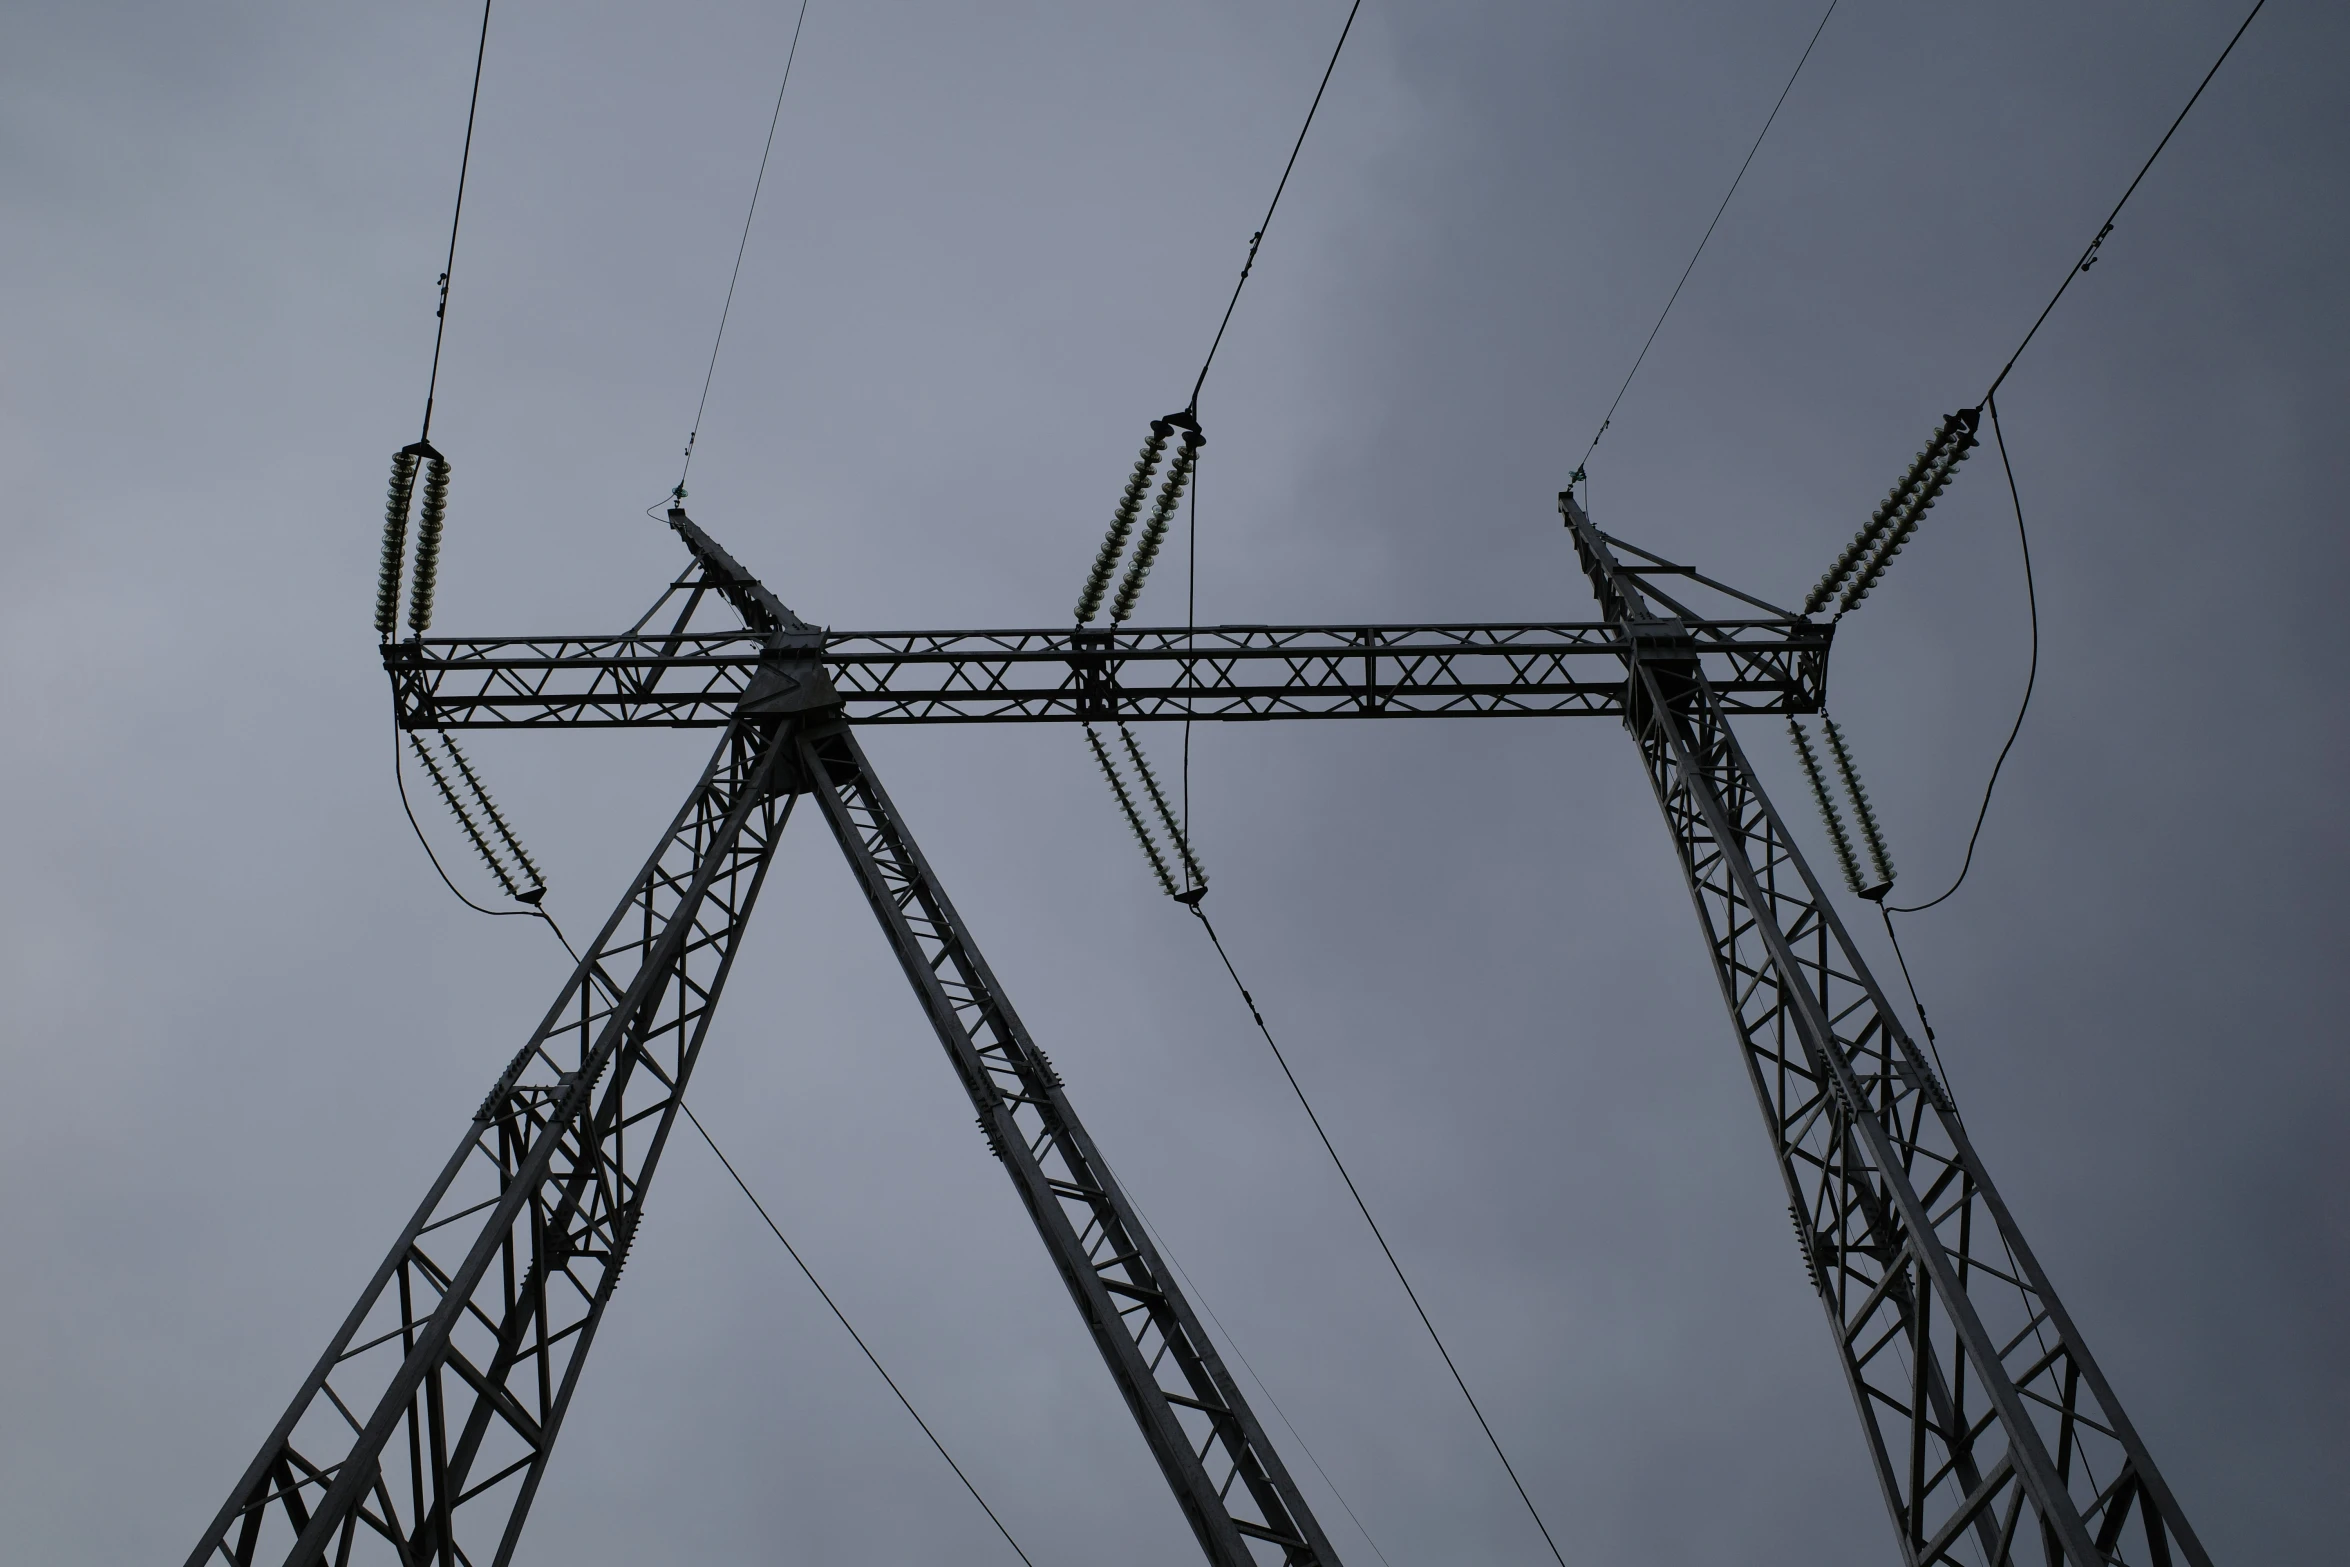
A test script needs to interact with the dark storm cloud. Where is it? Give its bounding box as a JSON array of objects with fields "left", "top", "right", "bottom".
[{"left": 1, "top": 2, "right": 2340, "bottom": 1563}]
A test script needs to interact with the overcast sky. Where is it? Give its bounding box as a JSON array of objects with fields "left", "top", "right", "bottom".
[{"left": 2, "top": 2, "right": 2342, "bottom": 1563}]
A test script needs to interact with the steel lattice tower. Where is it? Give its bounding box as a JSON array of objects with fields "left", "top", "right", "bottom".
[{"left": 187, "top": 499, "right": 2211, "bottom": 1567}]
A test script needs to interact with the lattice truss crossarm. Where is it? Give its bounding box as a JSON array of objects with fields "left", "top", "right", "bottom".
[
  {"left": 1560, "top": 493, "right": 2211, "bottom": 1567},
  {"left": 188, "top": 715, "right": 799, "bottom": 1567},
  {"left": 387, "top": 617, "right": 1830, "bottom": 729},
  {"left": 797, "top": 717, "right": 1342, "bottom": 1567}
]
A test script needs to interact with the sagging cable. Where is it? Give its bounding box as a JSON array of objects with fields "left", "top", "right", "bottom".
[
  {"left": 1821, "top": 714, "right": 1894, "bottom": 896},
  {"left": 1110, "top": 418, "right": 1202, "bottom": 625},
  {"left": 1076, "top": 419, "right": 1172, "bottom": 624},
  {"left": 1085, "top": 723, "right": 1177, "bottom": 897},
  {"left": 1118, "top": 722, "right": 1206, "bottom": 901},
  {"left": 1788, "top": 718, "right": 1866, "bottom": 898},
  {"left": 1803, "top": 408, "right": 1978, "bottom": 618}
]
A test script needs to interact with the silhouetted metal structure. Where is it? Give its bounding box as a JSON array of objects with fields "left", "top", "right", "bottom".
[{"left": 191, "top": 501, "right": 2210, "bottom": 1567}]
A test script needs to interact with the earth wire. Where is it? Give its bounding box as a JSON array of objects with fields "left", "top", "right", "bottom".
[
  {"left": 674, "top": 0, "right": 817, "bottom": 500},
  {"left": 1575, "top": 0, "right": 1840, "bottom": 480}
]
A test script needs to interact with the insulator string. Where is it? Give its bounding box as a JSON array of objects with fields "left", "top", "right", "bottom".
[
  {"left": 1788, "top": 717, "right": 1865, "bottom": 897},
  {"left": 439, "top": 731, "right": 545, "bottom": 900},
  {"left": 405, "top": 451, "right": 452, "bottom": 634},
  {"left": 1077, "top": 420, "right": 1172, "bottom": 623},
  {"left": 1086, "top": 723, "right": 1177, "bottom": 896},
  {"left": 377, "top": 448, "right": 421, "bottom": 639},
  {"left": 1118, "top": 723, "right": 1205, "bottom": 896},
  {"left": 1820, "top": 714, "right": 1893, "bottom": 892},
  {"left": 1110, "top": 425, "right": 1201, "bottom": 624}
]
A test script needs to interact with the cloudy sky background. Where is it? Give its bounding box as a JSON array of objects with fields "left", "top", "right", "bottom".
[{"left": 3, "top": 1, "right": 2342, "bottom": 1562}]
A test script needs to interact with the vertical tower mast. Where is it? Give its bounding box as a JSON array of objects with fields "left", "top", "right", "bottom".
[{"left": 1562, "top": 492, "right": 2209, "bottom": 1567}]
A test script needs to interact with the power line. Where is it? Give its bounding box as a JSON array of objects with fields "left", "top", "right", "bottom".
[
  {"left": 681, "top": 1102, "right": 1038, "bottom": 1567},
  {"left": 1188, "top": 0, "right": 1364, "bottom": 415},
  {"left": 1187, "top": 904, "right": 1571, "bottom": 1567},
  {"left": 1981, "top": 0, "right": 2269, "bottom": 404},
  {"left": 674, "top": 0, "right": 817, "bottom": 500},
  {"left": 1887, "top": 396, "right": 2033, "bottom": 914},
  {"left": 1574, "top": 0, "right": 1839, "bottom": 480},
  {"left": 419, "top": 0, "right": 495, "bottom": 446}
]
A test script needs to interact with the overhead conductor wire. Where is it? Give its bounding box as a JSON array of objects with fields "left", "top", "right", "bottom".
[
  {"left": 672, "top": 0, "right": 816, "bottom": 501},
  {"left": 681, "top": 1102, "right": 1037, "bottom": 1566},
  {"left": 1573, "top": 0, "right": 1839, "bottom": 484},
  {"left": 1190, "top": 904, "right": 1573, "bottom": 1567},
  {"left": 419, "top": 0, "right": 493, "bottom": 447},
  {"left": 1187, "top": 0, "right": 1363, "bottom": 415}
]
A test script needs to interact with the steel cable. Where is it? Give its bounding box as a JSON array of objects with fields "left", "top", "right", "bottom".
[{"left": 1187, "top": 904, "right": 1571, "bottom": 1567}]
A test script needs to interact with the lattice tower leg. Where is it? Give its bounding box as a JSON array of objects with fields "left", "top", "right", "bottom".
[
  {"left": 796, "top": 720, "right": 1342, "bottom": 1567},
  {"left": 188, "top": 717, "right": 799, "bottom": 1567}
]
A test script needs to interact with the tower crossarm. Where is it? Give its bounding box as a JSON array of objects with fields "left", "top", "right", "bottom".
[
  {"left": 1561, "top": 492, "right": 2213, "bottom": 1567},
  {"left": 187, "top": 715, "right": 801, "bottom": 1567},
  {"left": 386, "top": 617, "right": 1829, "bottom": 729},
  {"left": 797, "top": 717, "right": 1344, "bottom": 1567}
]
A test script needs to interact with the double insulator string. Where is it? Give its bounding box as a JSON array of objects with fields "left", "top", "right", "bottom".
[
  {"left": 1787, "top": 714, "right": 1892, "bottom": 900},
  {"left": 1076, "top": 413, "right": 1202, "bottom": 628},
  {"left": 1804, "top": 407, "right": 1978, "bottom": 620},
  {"left": 407, "top": 732, "right": 545, "bottom": 905},
  {"left": 1084, "top": 722, "right": 1206, "bottom": 903},
  {"left": 377, "top": 443, "right": 453, "bottom": 640}
]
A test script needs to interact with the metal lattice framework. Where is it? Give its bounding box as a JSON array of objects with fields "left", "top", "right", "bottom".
[{"left": 189, "top": 501, "right": 2214, "bottom": 1567}]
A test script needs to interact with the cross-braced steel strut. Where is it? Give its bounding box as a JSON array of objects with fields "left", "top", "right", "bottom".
[
  {"left": 194, "top": 498, "right": 2216, "bottom": 1567},
  {"left": 1562, "top": 492, "right": 2210, "bottom": 1567}
]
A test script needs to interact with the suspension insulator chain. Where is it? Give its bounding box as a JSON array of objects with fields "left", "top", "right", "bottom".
[
  {"left": 1788, "top": 718, "right": 1866, "bottom": 898},
  {"left": 1076, "top": 420, "right": 1173, "bottom": 624},
  {"left": 1118, "top": 722, "right": 1206, "bottom": 899},
  {"left": 409, "top": 732, "right": 525, "bottom": 900},
  {"left": 1821, "top": 714, "right": 1894, "bottom": 894},
  {"left": 376, "top": 447, "right": 422, "bottom": 638},
  {"left": 1804, "top": 408, "right": 1980, "bottom": 618},
  {"left": 1085, "top": 723, "right": 1178, "bottom": 897},
  {"left": 439, "top": 731, "right": 547, "bottom": 903},
  {"left": 407, "top": 449, "right": 451, "bottom": 634},
  {"left": 1110, "top": 421, "right": 1202, "bottom": 625}
]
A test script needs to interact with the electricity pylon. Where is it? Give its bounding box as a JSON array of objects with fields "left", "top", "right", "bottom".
[{"left": 190, "top": 502, "right": 2209, "bottom": 1567}]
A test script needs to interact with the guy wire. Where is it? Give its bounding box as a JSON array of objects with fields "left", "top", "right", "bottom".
[
  {"left": 1575, "top": 0, "right": 1839, "bottom": 476},
  {"left": 1187, "top": 902, "right": 1571, "bottom": 1567},
  {"left": 420, "top": 0, "right": 494, "bottom": 446},
  {"left": 675, "top": 0, "right": 816, "bottom": 500},
  {"left": 1187, "top": 0, "right": 1364, "bottom": 415}
]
